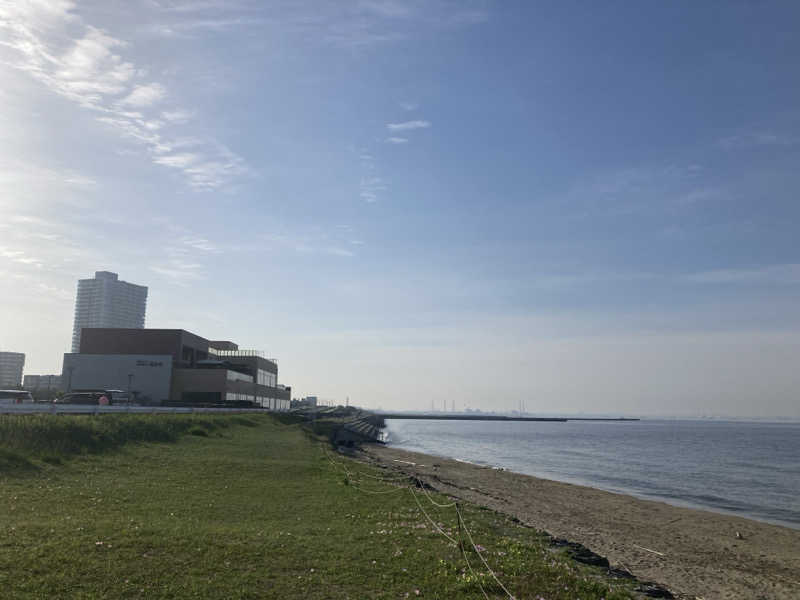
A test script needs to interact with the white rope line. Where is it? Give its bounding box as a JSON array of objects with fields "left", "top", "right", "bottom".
[
  {"left": 347, "top": 480, "right": 409, "bottom": 495},
  {"left": 322, "top": 445, "right": 409, "bottom": 494},
  {"left": 352, "top": 468, "right": 413, "bottom": 482},
  {"left": 416, "top": 476, "right": 458, "bottom": 508},
  {"left": 456, "top": 504, "right": 516, "bottom": 600},
  {"left": 322, "top": 445, "right": 411, "bottom": 483},
  {"left": 408, "top": 486, "right": 460, "bottom": 545},
  {"left": 457, "top": 514, "right": 491, "bottom": 600},
  {"left": 321, "top": 442, "right": 520, "bottom": 600}
]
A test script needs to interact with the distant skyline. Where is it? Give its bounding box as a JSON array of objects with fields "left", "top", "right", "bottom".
[{"left": 2, "top": 1, "right": 799, "bottom": 417}]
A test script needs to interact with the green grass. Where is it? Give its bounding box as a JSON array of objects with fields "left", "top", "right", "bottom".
[
  {"left": 0, "top": 413, "right": 250, "bottom": 465},
  {"left": 0, "top": 414, "right": 635, "bottom": 599}
]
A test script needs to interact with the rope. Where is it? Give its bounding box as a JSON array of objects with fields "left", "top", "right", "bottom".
[
  {"left": 322, "top": 445, "right": 411, "bottom": 483},
  {"left": 456, "top": 503, "right": 516, "bottom": 600},
  {"left": 457, "top": 505, "right": 491, "bottom": 600},
  {"left": 416, "top": 476, "right": 458, "bottom": 508},
  {"left": 321, "top": 442, "right": 520, "bottom": 600},
  {"left": 408, "top": 486, "right": 459, "bottom": 545}
]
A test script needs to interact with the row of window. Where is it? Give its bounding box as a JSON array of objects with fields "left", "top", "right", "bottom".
[
  {"left": 256, "top": 396, "right": 290, "bottom": 411},
  {"left": 257, "top": 369, "right": 277, "bottom": 388},
  {"left": 223, "top": 393, "right": 288, "bottom": 411}
]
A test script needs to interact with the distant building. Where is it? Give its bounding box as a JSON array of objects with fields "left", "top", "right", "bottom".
[
  {"left": 0, "top": 351, "right": 25, "bottom": 388},
  {"left": 23, "top": 374, "right": 62, "bottom": 391},
  {"left": 62, "top": 328, "right": 290, "bottom": 410},
  {"left": 71, "top": 271, "right": 148, "bottom": 352},
  {"left": 298, "top": 396, "right": 318, "bottom": 408}
]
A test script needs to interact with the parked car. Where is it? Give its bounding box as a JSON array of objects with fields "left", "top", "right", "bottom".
[
  {"left": 55, "top": 390, "right": 115, "bottom": 405},
  {"left": 0, "top": 390, "right": 34, "bottom": 404}
]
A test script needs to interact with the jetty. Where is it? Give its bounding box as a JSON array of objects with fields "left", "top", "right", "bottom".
[
  {"left": 292, "top": 406, "right": 639, "bottom": 446},
  {"left": 379, "top": 413, "right": 567, "bottom": 422}
]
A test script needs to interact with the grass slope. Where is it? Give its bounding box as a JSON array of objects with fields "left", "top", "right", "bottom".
[{"left": 0, "top": 414, "right": 634, "bottom": 599}]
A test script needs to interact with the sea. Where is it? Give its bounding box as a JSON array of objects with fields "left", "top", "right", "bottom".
[{"left": 384, "top": 418, "right": 800, "bottom": 530}]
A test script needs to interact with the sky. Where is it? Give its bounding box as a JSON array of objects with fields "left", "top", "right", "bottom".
[{"left": 1, "top": 1, "right": 800, "bottom": 417}]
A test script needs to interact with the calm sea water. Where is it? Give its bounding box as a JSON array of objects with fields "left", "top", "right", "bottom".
[{"left": 384, "top": 418, "right": 800, "bottom": 529}]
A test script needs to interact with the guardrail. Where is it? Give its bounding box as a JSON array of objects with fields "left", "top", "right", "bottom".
[{"left": 0, "top": 404, "right": 271, "bottom": 415}]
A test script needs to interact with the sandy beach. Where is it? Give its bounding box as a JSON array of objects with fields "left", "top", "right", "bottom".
[{"left": 358, "top": 444, "right": 800, "bottom": 600}]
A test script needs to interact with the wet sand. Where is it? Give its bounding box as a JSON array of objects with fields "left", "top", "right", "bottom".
[{"left": 359, "top": 444, "right": 800, "bottom": 600}]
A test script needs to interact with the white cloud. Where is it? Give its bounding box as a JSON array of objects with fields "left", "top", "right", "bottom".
[
  {"left": 149, "top": 260, "right": 204, "bottom": 284},
  {"left": 120, "top": 83, "right": 166, "bottom": 107},
  {"left": 684, "top": 264, "right": 800, "bottom": 285},
  {"left": 153, "top": 153, "right": 199, "bottom": 168},
  {"left": 385, "top": 136, "right": 408, "bottom": 144},
  {"left": 181, "top": 237, "right": 217, "bottom": 252},
  {"left": 718, "top": 132, "right": 798, "bottom": 149},
  {"left": 387, "top": 119, "right": 430, "bottom": 131},
  {"left": 324, "top": 246, "right": 355, "bottom": 257},
  {"left": 360, "top": 176, "right": 387, "bottom": 202},
  {"left": 0, "top": 3, "right": 247, "bottom": 190},
  {"left": 161, "top": 109, "right": 195, "bottom": 123}
]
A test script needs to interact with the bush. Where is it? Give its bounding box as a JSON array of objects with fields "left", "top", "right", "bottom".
[{"left": 0, "top": 414, "right": 259, "bottom": 469}]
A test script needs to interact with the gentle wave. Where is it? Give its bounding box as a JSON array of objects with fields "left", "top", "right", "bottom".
[{"left": 384, "top": 418, "right": 800, "bottom": 529}]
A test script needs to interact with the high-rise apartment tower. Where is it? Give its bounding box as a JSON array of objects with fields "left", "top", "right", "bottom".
[
  {"left": 71, "top": 271, "right": 148, "bottom": 352},
  {"left": 0, "top": 351, "right": 25, "bottom": 388}
]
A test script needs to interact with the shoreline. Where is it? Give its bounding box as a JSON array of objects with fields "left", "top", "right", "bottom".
[
  {"left": 395, "top": 445, "right": 800, "bottom": 532},
  {"left": 358, "top": 443, "right": 800, "bottom": 600}
]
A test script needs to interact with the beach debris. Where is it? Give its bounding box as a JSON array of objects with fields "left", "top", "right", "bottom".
[
  {"left": 549, "top": 538, "right": 609, "bottom": 568},
  {"left": 735, "top": 531, "right": 744, "bottom": 539},
  {"left": 607, "top": 566, "right": 635, "bottom": 579},
  {"left": 633, "top": 544, "right": 666, "bottom": 557},
  {"left": 634, "top": 582, "right": 674, "bottom": 598}
]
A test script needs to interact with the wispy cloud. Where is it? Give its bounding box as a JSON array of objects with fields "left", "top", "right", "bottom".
[
  {"left": 718, "top": 132, "right": 798, "bottom": 150},
  {"left": 0, "top": 2, "right": 247, "bottom": 190},
  {"left": 387, "top": 119, "right": 430, "bottom": 131},
  {"left": 684, "top": 264, "right": 800, "bottom": 285},
  {"left": 258, "top": 225, "right": 362, "bottom": 258},
  {"left": 360, "top": 176, "right": 387, "bottom": 202},
  {"left": 181, "top": 237, "right": 218, "bottom": 252},
  {"left": 385, "top": 136, "right": 408, "bottom": 144},
  {"left": 149, "top": 260, "right": 204, "bottom": 284},
  {"left": 161, "top": 109, "right": 195, "bottom": 123},
  {"left": 119, "top": 82, "right": 166, "bottom": 107},
  {"left": 144, "top": 0, "right": 487, "bottom": 47}
]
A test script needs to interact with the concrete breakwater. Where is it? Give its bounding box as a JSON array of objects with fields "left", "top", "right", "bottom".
[{"left": 292, "top": 406, "right": 639, "bottom": 446}]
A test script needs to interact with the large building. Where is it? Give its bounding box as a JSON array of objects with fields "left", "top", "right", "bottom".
[
  {"left": 71, "top": 271, "right": 148, "bottom": 352},
  {"left": 22, "top": 374, "right": 62, "bottom": 391},
  {"left": 0, "top": 351, "right": 25, "bottom": 388},
  {"left": 62, "top": 329, "right": 290, "bottom": 410}
]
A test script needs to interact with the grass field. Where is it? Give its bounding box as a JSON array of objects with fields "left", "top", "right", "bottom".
[{"left": 0, "top": 414, "right": 635, "bottom": 599}]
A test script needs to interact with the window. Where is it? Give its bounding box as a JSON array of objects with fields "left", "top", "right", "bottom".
[
  {"left": 227, "top": 370, "right": 253, "bottom": 383},
  {"left": 257, "top": 369, "right": 276, "bottom": 387}
]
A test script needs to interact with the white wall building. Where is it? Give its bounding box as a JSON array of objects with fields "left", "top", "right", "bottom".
[
  {"left": 0, "top": 351, "right": 25, "bottom": 388},
  {"left": 71, "top": 271, "right": 148, "bottom": 352},
  {"left": 22, "top": 374, "right": 62, "bottom": 390}
]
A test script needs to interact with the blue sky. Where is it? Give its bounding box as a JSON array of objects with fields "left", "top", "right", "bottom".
[{"left": 2, "top": 1, "right": 800, "bottom": 416}]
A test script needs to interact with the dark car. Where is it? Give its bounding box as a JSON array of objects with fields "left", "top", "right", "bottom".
[{"left": 55, "top": 391, "right": 113, "bottom": 405}]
